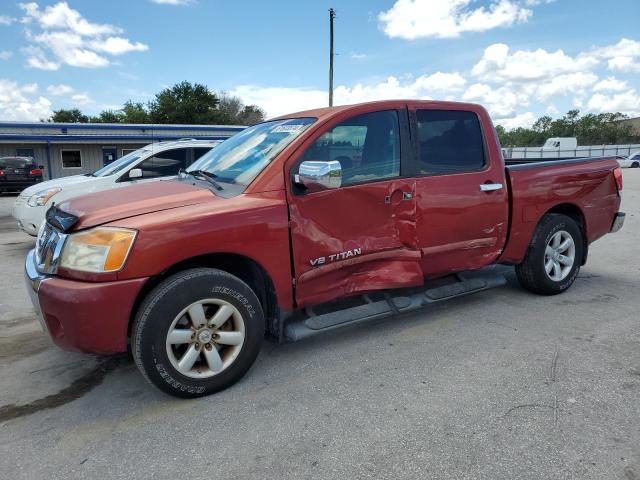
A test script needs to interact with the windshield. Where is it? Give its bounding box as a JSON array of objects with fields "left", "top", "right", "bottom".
[
  {"left": 0, "top": 157, "right": 34, "bottom": 168},
  {"left": 187, "top": 118, "right": 315, "bottom": 186},
  {"left": 91, "top": 148, "right": 149, "bottom": 177}
]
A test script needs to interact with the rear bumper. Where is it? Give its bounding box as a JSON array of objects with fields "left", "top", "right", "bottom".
[
  {"left": 24, "top": 249, "right": 148, "bottom": 354},
  {"left": 611, "top": 212, "right": 625, "bottom": 233}
]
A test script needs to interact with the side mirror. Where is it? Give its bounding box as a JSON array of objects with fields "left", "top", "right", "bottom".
[
  {"left": 38, "top": 165, "right": 44, "bottom": 169},
  {"left": 295, "top": 160, "right": 342, "bottom": 192},
  {"left": 128, "top": 168, "right": 143, "bottom": 179}
]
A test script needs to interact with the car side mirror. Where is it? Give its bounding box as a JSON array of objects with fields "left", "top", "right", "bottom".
[
  {"left": 128, "top": 168, "right": 143, "bottom": 179},
  {"left": 38, "top": 165, "right": 44, "bottom": 169},
  {"left": 295, "top": 160, "right": 342, "bottom": 192}
]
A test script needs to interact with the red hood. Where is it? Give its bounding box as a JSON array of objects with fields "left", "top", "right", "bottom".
[{"left": 58, "top": 180, "right": 215, "bottom": 230}]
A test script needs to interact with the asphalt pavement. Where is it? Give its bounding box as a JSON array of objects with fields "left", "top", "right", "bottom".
[{"left": 0, "top": 171, "right": 638, "bottom": 479}]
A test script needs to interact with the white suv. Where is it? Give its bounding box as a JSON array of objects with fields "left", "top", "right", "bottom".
[{"left": 13, "top": 139, "right": 221, "bottom": 235}]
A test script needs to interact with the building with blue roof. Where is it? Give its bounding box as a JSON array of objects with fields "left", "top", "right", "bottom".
[{"left": 0, "top": 122, "right": 244, "bottom": 179}]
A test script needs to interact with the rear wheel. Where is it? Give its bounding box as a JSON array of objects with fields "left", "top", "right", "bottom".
[
  {"left": 515, "top": 214, "right": 584, "bottom": 295},
  {"left": 132, "top": 268, "right": 264, "bottom": 398},
  {"left": 632, "top": 161, "right": 639, "bottom": 168}
]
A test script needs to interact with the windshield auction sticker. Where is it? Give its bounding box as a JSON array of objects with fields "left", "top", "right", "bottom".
[{"left": 272, "top": 124, "right": 307, "bottom": 133}]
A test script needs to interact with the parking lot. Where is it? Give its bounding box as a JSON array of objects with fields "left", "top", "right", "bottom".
[{"left": 0, "top": 171, "right": 638, "bottom": 480}]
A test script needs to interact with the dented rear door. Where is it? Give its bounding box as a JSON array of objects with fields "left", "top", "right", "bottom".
[
  {"left": 410, "top": 105, "right": 509, "bottom": 277},
  {"left": 288, "top": 108, "right": 422, "bottom": 307}
]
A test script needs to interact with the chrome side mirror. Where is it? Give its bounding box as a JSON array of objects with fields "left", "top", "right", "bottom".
[
  {"left": 128, "top": 168, "right": 143, "bottom": 179},
  {"left": 295, "top": 160, "right": 342, "bottom": 192}
]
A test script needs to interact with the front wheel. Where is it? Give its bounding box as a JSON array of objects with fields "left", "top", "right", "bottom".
[
  {"left": 632, "top": 161, "right": 639, "bottom": 168},
  {"left": 132, "top": 268, "right": 264, "bottom": 398},
  {"left": 515, "top": 214, "right": 584, "bottom": 295}
]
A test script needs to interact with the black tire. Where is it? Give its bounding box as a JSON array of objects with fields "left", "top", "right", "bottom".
[
  {"left": 132, "top": 268, "right": 264, "bottom": 398},
  {"left": 515, "top": 214, "right": 584, "bottom": 295},
  {"left": 632, "top": 161, "right": 639, "bottom": 168}
]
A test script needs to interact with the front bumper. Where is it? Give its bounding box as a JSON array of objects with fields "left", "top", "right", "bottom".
[
  {"left": 24, "top": 249, "right": 148, "bottom": 354},
  {"left": 13, "top": 197, "right": 44, "bottom": 236},
  {"left": 611, "top": 212, "right": 625, "bottom": 233}
]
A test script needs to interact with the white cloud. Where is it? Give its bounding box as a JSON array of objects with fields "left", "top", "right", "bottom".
[
  {"left": 535, "top": 72, "right": 598, "bottom": 100},
  {"left": 229, "top": 85, "right": 327, "bottom": 118},
  {"left": 70, "top": 92, "right": 92, "bottom": 105},
  {"left": 494, "top": 111, "right": 537, "bottom": 129},
  {"left": 0, "top": 14, "right": 16, "bottom": 25},
  {"left": 607, "top": 56, "right": 640, "bottom": 73},
  {"left": 232, "top": 72, "right": 468, "bottom": 118},
  {"left": 593, "top": 77, "right": 628, "bottom": 92},
  {"left": 89, "top": 37, "right": 149, "bottom": 55},
  {"left": 0, "top": 50, "right": 12, "bottom": 60},
  {"left": 587, "top": 90, "right": 640, "bottom": 116},
  {"left": 582, "top": 38, "right": 640, "bottom": 73},
  {"left": 414, "top": 71, "right": 466, "bottom": 92},
  {"left": 18, "top": 1, "right": 148, "bottom": 70},
  {"left": 546, "top": 105, "right": 559, "bottom": 115},
  {"left": 0, "top": 78, "right": 52, "bottom": 121},
  {"left": 46, "top": 83, "right": 73, "bottom": 95},
  {"left": 378, "top": 0, "right": 532, "bottom": 40},
  {"left": 472, "top": 43, "right": 597, "bottom": 82},
  {"left": 350, "top": 52, "right": 368, "bottom": 61},
  {"left": 462, "top": 82, "right": 529, "bottom": 117},
  {"left": 23, "top": 46, "right": 59, "bottom": 70}
]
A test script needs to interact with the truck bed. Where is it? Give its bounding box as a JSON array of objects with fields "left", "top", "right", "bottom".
[{"left": 499, "top": 156, "right": 621, "bottom": 264}]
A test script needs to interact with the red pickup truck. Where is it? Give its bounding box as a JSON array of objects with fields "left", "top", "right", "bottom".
[{"left": 25, "top": 100, "right": 625, "bottom": 397}]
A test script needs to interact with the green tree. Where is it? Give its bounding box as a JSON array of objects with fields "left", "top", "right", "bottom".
[
  {"left": 148, "top": 81, "right": 225, "bottom": 124},
  {"left": 90, "top": 110, "right": 125, "bottom": 123},
  {"left": 50, "top": 108, "right": 89, "bottom": 123},
  {"left": 496, "top": 110, "right": 640, "bottom": 147},
  {"left": 121, "top": 101, "right": 150, "bottom": 124}
]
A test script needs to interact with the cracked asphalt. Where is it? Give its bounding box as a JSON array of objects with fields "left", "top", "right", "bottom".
[{"left": 0, "top": 170, "right": 639, "bottom": 479}]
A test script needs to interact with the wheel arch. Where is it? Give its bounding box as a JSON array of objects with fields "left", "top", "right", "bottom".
[
  {"left": 542, "top": 203, "right": 588, "bottom": 265},
  {"left": 129, "top": 253, "right": 280, "bottom": 339}
]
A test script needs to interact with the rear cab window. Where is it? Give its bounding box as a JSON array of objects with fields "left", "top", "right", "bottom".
[{"left": 415, "top": 109, "right": 485, "bottom": 175}]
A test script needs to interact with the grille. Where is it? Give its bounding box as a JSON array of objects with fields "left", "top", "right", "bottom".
[{"left": 35, "top": 222, "right": 66, "bottom": 274}]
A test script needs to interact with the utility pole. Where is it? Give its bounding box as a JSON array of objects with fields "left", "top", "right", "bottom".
[{"left": 329, "top": 8, "right": 336, "bottom": 107}]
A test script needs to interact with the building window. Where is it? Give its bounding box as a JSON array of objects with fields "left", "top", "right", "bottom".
[
  {"left": 61, "top": 150, "right": 82, "bottom": 169},
  {"left": 16, "top": 148, "right": 35, "bottom": 159},
  {"left": 122, "top": 149, "right": 137, "bottom": 156}
]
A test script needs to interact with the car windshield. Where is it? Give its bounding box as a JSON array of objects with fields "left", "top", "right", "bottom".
[
  {"left": 0, "top": 157, "right": 34, "bottom": 168},
  {"left": 186, "top": 118, "right": 315, "bottom": 186},
  {"left": 91, "top": 148, "right": 149, "bottom": 177}
]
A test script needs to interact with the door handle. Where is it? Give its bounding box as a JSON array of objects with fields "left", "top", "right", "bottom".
[
  {"left": 479, "top": 183, "right": 503, "bottom": 192},
  {"left": 385, "top": 191, "right": 413, "bottom": 204}
]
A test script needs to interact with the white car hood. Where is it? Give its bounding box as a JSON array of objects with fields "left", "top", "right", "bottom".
[{"left": 20, "top": 174, "right": 99, "bottom": 196}]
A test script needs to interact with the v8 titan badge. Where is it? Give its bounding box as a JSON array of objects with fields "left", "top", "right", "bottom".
[{"left": 310, "top": 248, "right": 362, "bottom": 266}]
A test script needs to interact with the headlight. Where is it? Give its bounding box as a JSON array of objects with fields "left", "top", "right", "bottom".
[
  {"left": 60, "top": 227, "right": 137, "bottom": 273},
  {"left": 27, "top": 187, "right": 61, "bottom": 207}
]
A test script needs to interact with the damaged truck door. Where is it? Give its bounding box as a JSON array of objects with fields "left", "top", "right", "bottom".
[
  {"left": 289, "top": 108, "right": 422, "bottom": 307},
  {"left": 411, "top": 107, "right": 509, "bottom": 276}
]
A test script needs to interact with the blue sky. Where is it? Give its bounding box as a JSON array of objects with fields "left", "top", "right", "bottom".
[{"left": 0, "top": 0, "right": 639, "bottom": 128}]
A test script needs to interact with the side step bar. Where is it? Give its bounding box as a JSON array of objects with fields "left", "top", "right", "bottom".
[{"left": 284, "top": 273, "right": 506, "bottom": 342}]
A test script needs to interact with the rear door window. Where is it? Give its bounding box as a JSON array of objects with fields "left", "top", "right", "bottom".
[{"left": 415, "top": 110, "right": 485, "bottom": 174}]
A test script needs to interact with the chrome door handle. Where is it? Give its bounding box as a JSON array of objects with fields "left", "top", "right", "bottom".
[{"left": 480, "top": 183, "right": 503, "bottom": 192}]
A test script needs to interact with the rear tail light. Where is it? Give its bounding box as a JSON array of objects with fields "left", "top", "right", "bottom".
[
  {"left": 29, "top": 168, "right": 43, "bottom": 176},
  {"left": 0, "top": 170, "right": 4, "bottom": 177},
  {"left": 613, "top": 167, "right": 623, "bottom": 193}
]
